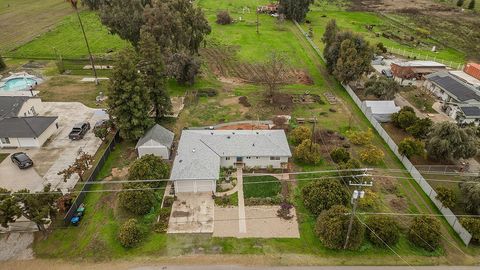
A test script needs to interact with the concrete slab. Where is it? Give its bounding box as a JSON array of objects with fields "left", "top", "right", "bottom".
[
  {"left": 167, "top": 192, "right": 214, "bottom": 234},
  {"left": 213, "top": 206, "right": 300, "bottom": 238},
  {"left": 0, "top": 155, "right": 43, "bottom": 192}
]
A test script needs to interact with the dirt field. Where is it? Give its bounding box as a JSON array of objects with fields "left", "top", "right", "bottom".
[
  {"left": 201, "top": 47, "right": 313, "bottom": 85},
  {"left": 216, "top": 123, "right": 270, "bottom": 130},
  {"left": 0, "top": 0, "right": 72, "bottom": 53}
]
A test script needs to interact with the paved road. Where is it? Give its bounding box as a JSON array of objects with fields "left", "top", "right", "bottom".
[{"left": 132, "top": 266, "right": 478, "bottom": 270}]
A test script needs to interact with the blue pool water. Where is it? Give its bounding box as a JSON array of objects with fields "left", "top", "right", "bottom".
[{"left": 0, "top": 78, "right": 37, "bottom": 91}]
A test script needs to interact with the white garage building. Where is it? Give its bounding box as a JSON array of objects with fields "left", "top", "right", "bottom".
[
  {"left": 135, "top": 124, "right": 174, "bottom": 159},
  {"left": 362, "top": 100, "right": 400, "bottom": 122},
  {"left": 170, "top": 129, "right": 291, "bottom": 193}
]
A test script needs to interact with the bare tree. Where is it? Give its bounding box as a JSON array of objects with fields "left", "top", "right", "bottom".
[
  {"left": 253, "top": 52, "right": 289, "bottom": 103},
  {"left": 58, "top": 152, "right": 94, "bottom": 182}
]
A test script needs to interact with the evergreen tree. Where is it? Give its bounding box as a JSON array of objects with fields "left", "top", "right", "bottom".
[
  {"left": 138, "top": 31, "right": 171, "bottom": 120},
  {"left": 333, "top": 39, "right": 372, "bottom": 83},
  {"left": 0, "top": 188, "right": 21, "bottom": 228},
  {"left": 278, "top": 0, "right": 314, "bottom": 22},
  {"left": 457, "top": 0, "right": 465, "bottom": 7},
  {"left": 15, "top": 185, "right": 60, "bottom": 235},
  {"left": 0, "top": 54, "right": 6, "bottom": 71},
  {"left": 468, "top": 0, "right": 476, "bottom": 9},
  {"left": 322, "top": 19, "right": 339, "bottom": 59},
  {"left": 426, "top": 122, "right": 478, "bottom": 161},
  {"left": 107, "top": 48, "right": 154, "bottom": 140}
]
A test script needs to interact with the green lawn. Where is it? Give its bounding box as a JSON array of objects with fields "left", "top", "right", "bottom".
[
  {"left": 7, "top": 11, "right": 129, "bottom": 59},
  {"left": 243, "top": 176, "right": 281, "bottom": 198},
  {"left": 0, "top": 153, "right": 9, "bottom": 163},
  {"left": 302, "top": 2, "right": 466, "bottom": 66}
]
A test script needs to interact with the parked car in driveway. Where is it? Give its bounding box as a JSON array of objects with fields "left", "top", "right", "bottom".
[
  {"left": 11, "top": 152, "right": 34, "bottom": 169},
  {"left": 382, "top": 69, "right": 393, "bottom": 78},
  {"left": 69, "top": 122, "right": 91, "bottom": 140}
]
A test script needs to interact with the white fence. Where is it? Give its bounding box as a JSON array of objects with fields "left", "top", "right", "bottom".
[
  {"left": 385, "top": 46, "right": 465, "bottom": 70},
  {"left": 294, "top": 20, "right": 473, "bottom": 246}
]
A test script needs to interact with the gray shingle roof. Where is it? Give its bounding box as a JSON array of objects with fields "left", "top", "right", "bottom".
[
  {"left": 426, "top": 72, "right": 480, "bottom": 102},
  {"left": 0, "top": 116, "right": 57, "bottom": 138},
  {"left": 170, "top": 130, "right": 291, "bottom": 181},
  {"left": 136, "top": 124, "right": 174, "bottom": 149},
  {"left": 0, "top": 96, "right": 30, "bottom": 118}
]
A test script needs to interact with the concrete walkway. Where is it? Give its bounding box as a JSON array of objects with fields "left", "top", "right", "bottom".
[{"left": 236, "top": 167, "right": 247, "bottom": 234}]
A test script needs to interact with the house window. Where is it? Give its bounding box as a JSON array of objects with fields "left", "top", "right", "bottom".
[
  {"left": 246, "top": 157, "right": 251, "bottom": 159},
  {"left": 270, "top": 156, "right": 280, "bottom": 161},
  {"left": 256, "top": 157, "right": 259, "bottom": 159},
  {"left": 225, "top": 157, "right": 231, "bottom": 161},
  {"left": 1, "top": 138, "right": 10, "bottom": 144}
]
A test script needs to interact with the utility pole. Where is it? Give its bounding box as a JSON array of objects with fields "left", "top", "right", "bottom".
[
  {"left": 343, "top": 174, "right": 373, "bottom": 250},
  {"left": 310, "top": 116, "right": 317, "bottom": 151},
  {"left": 68, "top": 0, "right": 99, "bottom": 85}
]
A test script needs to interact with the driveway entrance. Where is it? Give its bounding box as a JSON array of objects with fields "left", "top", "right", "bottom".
[{"left": 167, "top": 192, "right": 214, "bottom": 234}]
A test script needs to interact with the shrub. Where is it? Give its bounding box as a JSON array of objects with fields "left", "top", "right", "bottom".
[
  {"left": 435, "top": 186, "right": 457, "bottom": 209},
  {"left": 365, "top": 215, "right": 400, "bottom": 246},
  {"left": 277, "top": 202, "right": 294, "bottom": 220},
  {"left": 294, "top": 139, "right": 322, "bottom": 164},
  {"left": 391, "top": 106, "right": 418, "bottom": 130},
  {"left": 406, "top": 118, "right": 432, "bottom": 139},
  {"left": 338, "top": 158, "right": 362, "bottom": 183},
  {"left": 315, "top": 205, "right": 364, "bottom": 250},
  {"left": 460, "top": 217, "right": 480, "bottom": 243},
  {"left": 244, "top": 194, "right": 283, "bottom": 206},
  {"left": 153, "top": 207, "right": 171, "bottom": 233},
  {"left": 216, "top": 10, "right": 233, "bottom": 25},
  {"left": 330, "top": 147, "right": 351, "bottom": 164},
  {"left": 197, "top": 88, "right": 218, "bottom": 97},
  {"left": 162, "top": 196, "right": 175, "bottom": 208},
  {"left": 239, "top": 96, "right": 251, "bottom": 107},
  {"left": 358, "top": 189, "right": 379, "bottom": 210},
  {"left": 0, "top": 55, "right": 6, "bottom": 71},
  {"left": 407, "top": 216, "right": 441, "bottom": 251},
  {"left": 376, "top": 42, "right": 387, "bottom": 53},
  {"left": 290, "top": 126, "right": 311, "bottom": 145},
  {"left": 118, "top": 219, "right": 141, "bottom": 248},
  {"left": 128, "top": 154, "right": 170, "bottom": 188},
  {"left": 118, "top": 183, "right": 156, "bottom": 215},
  {"left": 460, "top": 177, "right": 480, "bottom": 214},
  {"left": 347, "top": 129, "right": 373, "bottom": 145},
  {"left": 359, "top": 144, "right": 384, "bottom": 165},
  {"left": 398, "top": 138, "right": 424, "bottom": 158},
  {"left": 302, "top": 178, "right": 349, "bottom": 216}
]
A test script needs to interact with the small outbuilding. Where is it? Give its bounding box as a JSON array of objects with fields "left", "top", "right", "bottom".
[
  {"left": 135, "top": 124, "right": 174, "bottom": 160},
  {"left": 362, "top": 100, "right": 400, "bottom": 122}
]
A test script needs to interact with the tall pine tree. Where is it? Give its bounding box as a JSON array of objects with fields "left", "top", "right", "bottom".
[
  {"left": 138, "top": 31, "right": 171, "bottom": 120},
  {"left": 107, "top": 48, "right": 154, "bottom": 140}
]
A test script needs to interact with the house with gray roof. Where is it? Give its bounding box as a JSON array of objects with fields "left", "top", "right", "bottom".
[
  {"left": 135, "top": 124, "right": 175, "bottom": 159},
  {"left": 0, "top": 96, "right": 58, "bottom": 148},
  {"left": 424, "top": 72, "right": 480, "bottom": 126},
  {"left": 171, "top": 129, "right": 291, "bottom": 193}
]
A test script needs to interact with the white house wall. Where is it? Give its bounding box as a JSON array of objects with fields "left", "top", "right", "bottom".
[
  {"left": 220, "top": 156, "right": 288, "bottom": 168},
  {"left": 138, "top": 145, "right": 170, "bottom": 159},
  {"left": 36, "top": 119, "right": 59, "bottom": 147},
  {"left": 18, "top": 98, "right": 42, "bottom": 117}
]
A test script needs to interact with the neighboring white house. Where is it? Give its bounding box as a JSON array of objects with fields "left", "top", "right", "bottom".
[
  {"left": 0, "top": 116, "right": 59, "bottom": 148},
  {"left": 135, "top": 124, "right": 174, "bottom": 159},
  {"left": 0, "top": 96, "right": 58, "bottom": 148},
  {"left": 170, "top": 129, "right": 292, "bottom": 193},
  {"left": 362, "top": 100, "right": 400, "bottom": 122},
  {"left": 424, "top": 72, "right": 480, "bottom": 126}
]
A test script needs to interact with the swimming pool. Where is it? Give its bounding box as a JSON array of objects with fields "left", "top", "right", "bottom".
[{"left": 0, "top": 77, "right": 38, "bottom": 91}]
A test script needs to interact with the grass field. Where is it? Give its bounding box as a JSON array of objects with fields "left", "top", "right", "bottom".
[
  {"left": 243, "top": 176, "right": 281, "bottom": 198},
  {"left": 302, "top": 2, "right": 467, "bottom": 66},
  {"left": 31, "top": 0, "right": 480, "bottom": 264},
  {"left": 0, "top": 0, "right": 72, "bottom": 53},
  {"left": 7, "top": 11, "right": 129, "bottom": 59}
]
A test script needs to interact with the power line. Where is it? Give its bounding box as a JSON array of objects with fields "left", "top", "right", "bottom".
[{"left": 356, "top": 215, "right": 416, "bottom": 270}]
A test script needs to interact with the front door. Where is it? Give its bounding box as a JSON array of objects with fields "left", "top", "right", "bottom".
[{"left": 236, "top": 157, "right": 243, "bottom": 163}]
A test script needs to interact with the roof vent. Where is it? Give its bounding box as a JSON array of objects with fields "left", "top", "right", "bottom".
[
  {"left": 256, "top": 131, "right": 259, "bottom": 134},
  {"left": 252, "top": 143, "right": 255, "bottom": 147},
  {"left": 227, "top": 136, "right": 231, "bottom": 139},
  {"left": 192, "top": 148, "right": 196, "bottom": 153},
  {"left": 179, "top": 160, "right": 183, "bottom": 163},
  {"left": 211, "top": 132, "right": 214, "bottom": 135},
  {"left": 232, "top": 132, "right": 235, "bottom": 135}
]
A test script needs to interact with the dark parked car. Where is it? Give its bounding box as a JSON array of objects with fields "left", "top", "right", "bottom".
[
  {"left": 11, "top": 152, "right": 33, "bottom": 169},
  {"left": 69, "top": 122, "right": 91, "bottom": 140},
  {"left": 381, "top": 69, "right": 393, "bottom": 78}
]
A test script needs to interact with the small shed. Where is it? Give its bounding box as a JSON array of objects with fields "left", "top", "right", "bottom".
[
  {"left": 136, "top": 124, "right": 174, "bottom": 160},
  {"left": 363, "top": 100, "right": 400, "bottom": 122}
]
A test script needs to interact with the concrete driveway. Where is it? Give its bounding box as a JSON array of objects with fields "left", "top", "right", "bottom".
[
  {"left": 0, "top": 102, "right": 108, "bottom": 192},
  {"left": 0, "top": 155, "right": 43, "bottom": 192},
  {"left": 167, "top": 192, "right": 214, "bottom": 234}
]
